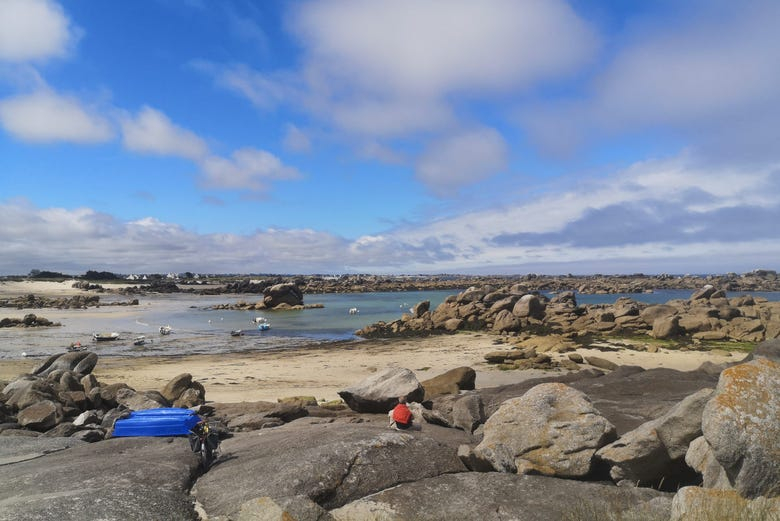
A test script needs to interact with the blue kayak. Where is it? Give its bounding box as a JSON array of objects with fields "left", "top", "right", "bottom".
[{"left": 112, "top": 408, "right": 201, "bottom": 437}]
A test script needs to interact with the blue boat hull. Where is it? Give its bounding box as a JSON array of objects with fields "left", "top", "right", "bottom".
[{"left": 113, "top": 408, "right": 201, "bottom": 437}]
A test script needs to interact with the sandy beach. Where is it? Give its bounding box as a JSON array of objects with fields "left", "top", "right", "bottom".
[
  {"left": 0, "top": 279, "right": 741, "bottom": 403},
  {"left": 0, "top": 333, "right": 738, "bottom": 403}
]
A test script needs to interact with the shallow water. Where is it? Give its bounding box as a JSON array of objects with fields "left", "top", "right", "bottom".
[
  {"left": 0, "top": 290, "right": 458, "bottom": 360},
  {"left": 1, "top": 288, "right": 778, "bottom": 360}
]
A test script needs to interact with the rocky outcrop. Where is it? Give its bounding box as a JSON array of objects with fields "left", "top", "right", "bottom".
[
  {"left": 470, "top": 383, "right": 616, "bottom": 477},
  {"left": 0, "top": 295, "right": 137, "bottom": 309},
  {"left": 1, "top": 351, "right": 775, "bottom": 520},
  {"left": 700, "top": 357, "right": 780, "bottom": 498},
  {"left": 670, "top": 486, "right": 780, "bottom": 521},
  {"left": 338, "top": 367, "right": 424, "bottom": 413},
  {"left": 0, "top": 313, "right": 61, "bottom": 328},
  {"left": 357, "top": 283, "right": 780, "bottom": 345},
  {"left": 0, "top": 355, "right": 207, "bottom": 440},
  {"left": 263, "top": 282, "right": 304, "bottom": 309},
  {"left": 420, "top": 366, "right": 476, "bottom": 399},
  {"left": 596, "top": 388, "right": 713, "bottom": 487}
]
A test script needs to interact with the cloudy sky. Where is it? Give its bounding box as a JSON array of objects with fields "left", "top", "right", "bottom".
[{"left": 1, "top": 0, "right": 779, "bottom": 275}]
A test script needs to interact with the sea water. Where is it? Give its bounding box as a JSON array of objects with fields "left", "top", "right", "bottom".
[{"left": 1, "top": 289, "right": 778, "bottom": 360}]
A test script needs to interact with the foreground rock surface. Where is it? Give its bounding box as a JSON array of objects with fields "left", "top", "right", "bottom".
[
  {"left": 472, "top": 383, "right": 616, "bottom": 477},
  {"left": 193, "top": 421, "right": 466, "bottom": 519},
  {"left": 701, "top": 357, "right": 780, "bottom": 498},
  {"left": 331, "top": 473, "right": 672, "bottom": 521},
  {"left": 0, "top": 437, "right": 200, "bottom": 521}
]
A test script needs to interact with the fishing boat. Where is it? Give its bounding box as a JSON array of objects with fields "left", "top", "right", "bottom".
[
  {"left": 230, "top": 329, "right": 244, "bottom": 337},
  {"left": 133, "top": 335, "right": 149, "bottom": 346},
  {"left": 93, "top": 332, "right": 120, "bottom": 342},
  {"left": 159, "top": 325, "right": 173, "bottom": 335}
]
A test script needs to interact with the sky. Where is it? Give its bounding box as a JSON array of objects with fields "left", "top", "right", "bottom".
[{"left": 1, "top": 0, "right": 779, "bottom": 276}]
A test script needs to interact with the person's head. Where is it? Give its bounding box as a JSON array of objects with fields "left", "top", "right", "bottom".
[{"left": 398, "top": 396, "right": 407, "bottom": 404}]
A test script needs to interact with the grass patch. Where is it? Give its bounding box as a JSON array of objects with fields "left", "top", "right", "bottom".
[{"left": 577, "top": 333, "right": 758, "bottom": 354}]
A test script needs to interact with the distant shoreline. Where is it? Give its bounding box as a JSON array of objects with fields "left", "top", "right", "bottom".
[{"left": 2, "top": 270, "right": 780, "bottom": 298}]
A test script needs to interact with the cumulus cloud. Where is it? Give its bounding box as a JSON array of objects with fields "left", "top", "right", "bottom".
[
  {"left": 291, "top": 0, "right": 598, "bottom": 97},
  {"left": 202, "top": 0, "right": 598, "bottom": 145},
  {"left": 120, "top": 106, "right": 209, "bottom": 160},
  {"left": 0, "top": 90, "right": 113, "bottom": 143},
  {"left": 200, "top": 148, "right": 301, "bottom": 191},
  {"left": 415, "top": 127, "right": 508, "bottom": 196},
  {"left": 522, "top": 1, "right": 780, "bottom": 160},
  {"left": 0, "top": 0, "right": 76, "bottom": 62}
]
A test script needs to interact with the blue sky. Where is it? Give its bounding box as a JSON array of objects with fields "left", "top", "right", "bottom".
[{"left": 1, "top": 0, "right": 779, "bottom": 275}]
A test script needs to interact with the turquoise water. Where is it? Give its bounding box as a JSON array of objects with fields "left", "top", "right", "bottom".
[{"left": 2, "top": 288, "right": 778, "bottom": 359}]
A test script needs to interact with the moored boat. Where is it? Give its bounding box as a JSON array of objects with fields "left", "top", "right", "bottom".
[
  {"left": 230, "top": 329, "right": 244, "bottom": 337},
  {"left": 159, "top": 325, "right": 173, "bottom": 335},
  {"left": 133, "top": 335, "right": 149, "bottom": 346},
  {"left": 67, "top": 341, "right": 85, "bottom": 352},
  {"left": 93, "top": 332, "right": 120, "bottom": 341},
  {"left": 253, "top": 317, "right": 271, "bottom": 331}
]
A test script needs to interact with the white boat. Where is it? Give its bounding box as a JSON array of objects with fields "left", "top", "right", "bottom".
[
  {"left": 230, "top": 329, "right": 244, "bottom": 337},
  {"left": 348, "top": 307, "right": 359, "bottom": 315},
  {"left": 93, "top": 332, "right": 120, "bottom": 342},
  {"left": 133, "top": 335, "right": 149, "bottom": 346},
  {"left": 159, "top": 325, "right": 173, "bottom": 335},
  {"left": 252, "top": 317, "right": 271, "bottom": 331}
]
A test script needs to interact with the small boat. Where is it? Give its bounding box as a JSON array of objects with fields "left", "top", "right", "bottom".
[
  {"left": 133, "top": 335, "right": 149, "bottom": 346},
  {"left": 253, "top": 317, "right": 270, "bottom": 331},
  {"left": 159, "top": 325, "right": 173, "bottom": 335},
  {"left": 230, "top": 329, "right": 244, "bottom": 337},
  {"left": 112, "top": 408, "right": 202, "bottom": 437},
  {"left": 67, "top": 341, "right": 86, "bottom": 352},
  {"left": 93, "top": 332, "right": 120, "bottom": 342},
  {"left": 348, "top": 307, "right": 359, "bottom": 315}
]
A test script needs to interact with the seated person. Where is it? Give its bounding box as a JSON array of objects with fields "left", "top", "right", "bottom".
[{"left": 389, "top": 396, "right": 414, "bottom": 430}]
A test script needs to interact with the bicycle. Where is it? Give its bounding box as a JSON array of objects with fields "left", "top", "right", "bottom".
[{"left": 188, "top": 420, "right": 220, "bottom": 469}]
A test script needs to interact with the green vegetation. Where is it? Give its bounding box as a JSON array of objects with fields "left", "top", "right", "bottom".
[{"left": 575, "top": 332, "right": 757, "bottom": 354}]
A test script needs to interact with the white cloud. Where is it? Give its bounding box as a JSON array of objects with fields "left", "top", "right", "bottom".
[
  {"left": 200, "top": 148, "right": 301, "bottom": 191},
  {"left": 415, "top": 127, "right": 508, "bottom": 196},
  {"left": 0, "top": 0, "right": 76, "bottom": 62},
  {"left": 0, "top": 90, "right": 113, "bottom": 143},
  {"left": 283, "top": 124, "right": 311, "bottom": 152},
  {"left": 522, "top": 1, "right": 780, "bottom": 159},
  {"left": 120, "top": 106, "right": 209, "bottom": 160},
  {"left": 292, "top": 0, "right": 598, "bottom": 97},
  {"left": 2, "top": 151, "right": 779, "bottom": 275},
  {"left": 203, "top": 0, "right": 597, "bottom": 142},
  {"left": 0, "top": 200, "right": 353, "bottom": 274}
]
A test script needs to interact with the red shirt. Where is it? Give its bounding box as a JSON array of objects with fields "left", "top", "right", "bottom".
[{"left": 392, "top": 403, "right": 413, "bottom": 425}]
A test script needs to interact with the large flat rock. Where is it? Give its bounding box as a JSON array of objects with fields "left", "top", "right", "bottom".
[
  {"left": 331, "top": 472, "right": 672, "bottom": 520},
  {"left": 0, "top": 436, "right": 85, "bottom": 466},
  {"left": 0, "top": 436, "right": 200, "bottom": 521},
  {"left": 193, "top": 419, "right": 466, "bottom": 519}
]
